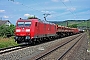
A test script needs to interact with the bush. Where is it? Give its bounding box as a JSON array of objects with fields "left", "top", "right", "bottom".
[
  {"left": 0, "top": 24, "right": 15, "bottom": 37},
  {"left": 68, "top": 24, "right": 78, "bottom": 28}
]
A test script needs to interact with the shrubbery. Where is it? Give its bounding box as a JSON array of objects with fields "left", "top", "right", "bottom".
[
  {"left": 0, "top": 24, "right": 15, "bottom": 37},
  {"left": 68, "top": 24, "right": 78, "bottom": 28}
]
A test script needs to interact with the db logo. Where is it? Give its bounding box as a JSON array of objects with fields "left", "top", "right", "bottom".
[{"left": 22, "top": 30, "right": 24, "bottom": 32}]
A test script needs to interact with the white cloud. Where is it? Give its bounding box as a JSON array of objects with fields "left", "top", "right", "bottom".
[
  {"left": 3, "top": 16, "right": 9, "bottom": 18},
  {"left": 24, "top": 14, "right": 34, "bottom": 17},
  {"left": 67, "top": 7, "right": 76, "bottom": 11},
  {"left": 62, "top": 0, "right": 69, "bottom": 2},
  {"left": 41, "top": 11, "right": 50, "bottom": 13},
  {"left": 24, "top": 14, "right": 30, "bottom": 17},
  {"left": 51, "top": 0, "right": 59, "bottom": 2},
  {"left": 41, "top": 10, "right": 56, "bottom": 14},
  {"left": 0, "top": 10, "right": 5, "bottom": 13}
]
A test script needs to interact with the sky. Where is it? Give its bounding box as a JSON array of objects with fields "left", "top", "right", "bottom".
[{"left": 0, "top": 0, "right": 90, "bottom": 24}]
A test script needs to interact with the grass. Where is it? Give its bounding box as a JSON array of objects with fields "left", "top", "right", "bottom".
[{"left": 0, "top": 37, "right": 18, "bottom": 48}]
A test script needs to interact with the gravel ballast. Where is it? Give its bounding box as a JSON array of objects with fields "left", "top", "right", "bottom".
[{"left": 0, "top": 34, "right": 86, "bottom": 60}]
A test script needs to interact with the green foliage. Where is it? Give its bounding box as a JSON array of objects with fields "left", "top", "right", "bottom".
[
  {"left": 28, "top": 16, "right": 38, "bottom": 19},
  {"left": 86, "top": 20, "right": 90, "bottom": 28},
  {"left": 77, "top": 21, "right": 87, "bottom": 27},
  {"left": 68, "top": 24, "right": 78, "bottom": 28},
  {"left": 7, "top": 24, "right": 15, "bottom": 36},
  {"left": 0, "top": 24, "right": 15, "bottom": 37}
]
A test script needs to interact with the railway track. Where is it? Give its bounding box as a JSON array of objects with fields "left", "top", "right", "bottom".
[
  {"left": 0, "top": 44, "right": 28, "bottom": 55},
  {"left": 30, "top": 33, "right": 84, "bottom": 60},
  {"left": 0, "top": 33, "right": 85, "bottom": 60}
]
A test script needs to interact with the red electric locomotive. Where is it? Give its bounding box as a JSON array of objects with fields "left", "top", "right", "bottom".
[{"left": 14, "top": 18, "right": 57, "bottom": 44}]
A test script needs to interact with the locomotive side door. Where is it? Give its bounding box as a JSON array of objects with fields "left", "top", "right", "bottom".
[{"left": 35, "top": 22, "right": 39, "bottom": 37}]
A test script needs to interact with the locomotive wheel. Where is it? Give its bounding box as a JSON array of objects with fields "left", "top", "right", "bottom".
[
  {"left": 31, "top": 39, "right": 36, "bottom": 45},
  {"left": 32, "top": 41, "right": 35, "bottom": 45},
  {"left": 37, "top": 38, "right": 40, "bottom": 43},
  {"left": 16, "top": 40, "right": 21, "bottom": 43},
  {"left": 28, "top": 40, "right": 32, "bottom": 45}
]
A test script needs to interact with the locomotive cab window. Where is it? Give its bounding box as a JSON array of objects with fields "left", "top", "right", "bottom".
[
  {"left": 25, "top": 22, "right": 31, "bottom": 26},
  {"left": 17, "top": 22, "right": 24, "bottom": 27},
  {"left": 17, "top": 22, "right": 31, "bottom": 27}
]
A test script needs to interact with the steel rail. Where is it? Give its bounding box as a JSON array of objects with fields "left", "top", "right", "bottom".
[
  {"left": 57, "top": 33, "right": 84, "bottom": 60},
  {"left": 35, "top": 34, "right": 82, "bottom": 60},
  {"left": 0, "top": 44, "right": 28, "bottom": 54}
]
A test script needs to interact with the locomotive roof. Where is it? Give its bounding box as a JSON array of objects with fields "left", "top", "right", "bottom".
[{"left": 17, "top": 18, "right": 56, "bottom": 25}]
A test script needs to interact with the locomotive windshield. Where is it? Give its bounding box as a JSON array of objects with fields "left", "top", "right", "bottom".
[
  {"left": 17, "top": 22, "right": 31, "bottom": 27},
  {"left": 25, "top": 22, "right": 31, "bottom": 26}
]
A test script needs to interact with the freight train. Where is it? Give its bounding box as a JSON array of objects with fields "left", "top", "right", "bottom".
[{"left": 14, "top": 18, "right": 79, "bottom": 44}]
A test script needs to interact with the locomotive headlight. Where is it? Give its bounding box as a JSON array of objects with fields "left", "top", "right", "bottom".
[
  {"left": 16, "top": 29, "right": 20, "bottom": 32},
  {"left": 26, "top": 29, "right": 30, "bottom": 32}
]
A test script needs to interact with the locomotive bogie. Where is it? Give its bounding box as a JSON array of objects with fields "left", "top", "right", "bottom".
[{"left": 15, "top": 36, "right": 31, "bottom": 43}]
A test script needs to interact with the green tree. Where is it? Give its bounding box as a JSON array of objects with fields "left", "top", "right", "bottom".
[
  {"left": 0, "top": 25, "right": 8, "bottom": 37},
  {"left": 68, "top": 24, "right": 78, "bottom": 28},
  {"left": 7, "top": 24, "right": 15, "bottom": 36},
  {"left": 0, "top": 24, "right": 15, "bottom": 37}
]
